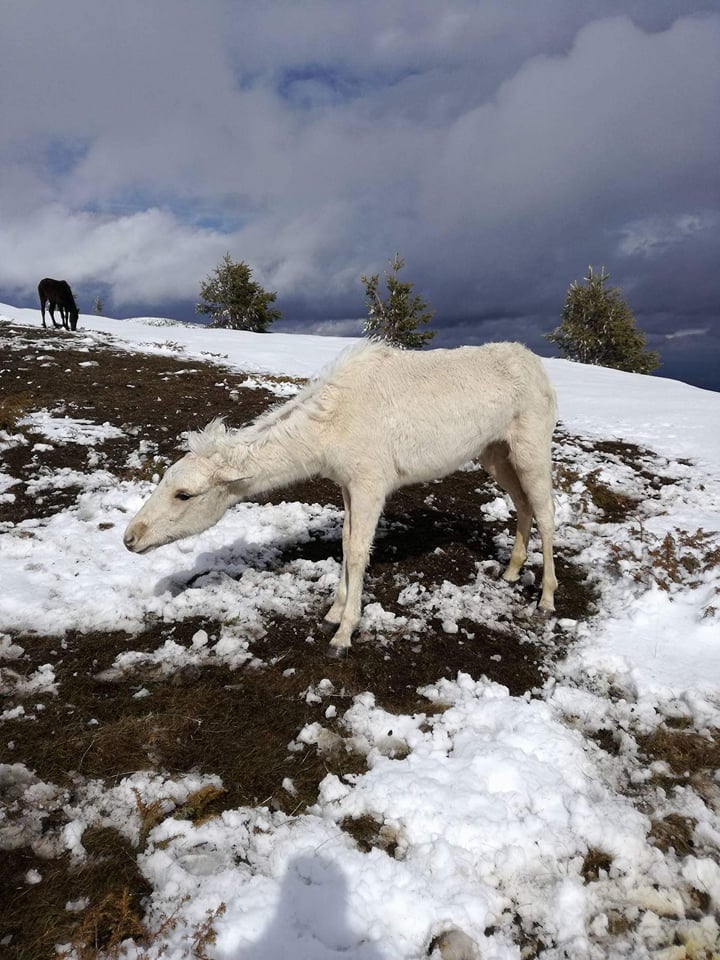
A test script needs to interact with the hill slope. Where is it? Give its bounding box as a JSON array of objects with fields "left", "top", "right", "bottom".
[{"left": 1, "top": 312, "right": 719, "bottom": 959}]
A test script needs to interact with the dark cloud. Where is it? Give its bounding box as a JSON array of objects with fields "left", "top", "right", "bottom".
[{"left": 1, "top": 1, "right": 718, "bottom": 389}]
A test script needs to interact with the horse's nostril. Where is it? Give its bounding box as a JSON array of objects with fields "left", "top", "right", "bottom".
[
  {"left": 124, "top": 521, "right": 147, "bottom": 552},
  {"left": 124, "top": 527, "right": 139, "bottom": 550}
]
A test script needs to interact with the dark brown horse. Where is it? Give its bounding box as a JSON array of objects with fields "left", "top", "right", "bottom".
[{"left": 38, "top": 278, "right": 80, "bottom": 331}]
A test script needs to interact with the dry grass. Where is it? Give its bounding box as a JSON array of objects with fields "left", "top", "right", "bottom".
[
  {"left": 639, "top": 726, "right": 720, "bottom": 778},
  {"left": 0, "top": 390, "right": 33, "bottom": 431}
]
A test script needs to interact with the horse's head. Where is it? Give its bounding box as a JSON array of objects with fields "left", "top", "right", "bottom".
[{"left": 123, "top": 451, "right": 249, "bottom": 554}]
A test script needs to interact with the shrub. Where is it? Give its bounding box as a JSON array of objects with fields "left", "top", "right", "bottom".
[
  {"left": 546, "top": 266, "right": 660, "bottom": 374},
  {"left": 362, "top": 253, "right": 435, "bottom": 348},
  {"left": 197, "top": 254, "right": 281, "bottom": 332}
]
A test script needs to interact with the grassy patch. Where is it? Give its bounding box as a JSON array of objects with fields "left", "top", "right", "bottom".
[
  {"left": 581, "top": 848, "right": 613, "bottom": 881},
  {"left": 339, "top": 814, "right": 401, "bottom": 857},
  {"left": 639, "top": 726, "right": 720, "bottom": 779},
  {"left": 0, "top": 390, "right": 34, "bottom": 432},
  {"left": 584, "top": 468, "right": 638, "bottom": 523},
  {"left": 1, "top": 829, "right": 151, "bottom": 960},
  {"left": 649, "top": 813, "right": 697, "bottom": 857}
]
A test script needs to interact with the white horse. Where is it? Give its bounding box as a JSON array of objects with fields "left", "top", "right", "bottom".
[{"left": 124, "top": 341, "right": 558, "bottom": 656}]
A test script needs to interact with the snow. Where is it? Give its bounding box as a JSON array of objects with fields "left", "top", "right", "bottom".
[
  {"left": 577, "top": 584, "right": 720, "bottom": 702},
  {"left": 547, "top": 354, "right": 720, "bottom": 473},
  {"left": 1, "top": 304, "right": 353, "bottom": 379},
  {"left": 1, "top": 303, "right": 719, "bottom": 959}
]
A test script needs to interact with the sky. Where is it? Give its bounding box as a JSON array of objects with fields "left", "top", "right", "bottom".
[
  {"left": 1, "top": 0, "right": 719, "bottom": 389},
  {"left": 2, "top": 308, "right": 720, "bottom": 958}
]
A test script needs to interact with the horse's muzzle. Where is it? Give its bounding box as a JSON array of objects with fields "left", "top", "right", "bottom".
[{"left": 123, "top": 522, "right": 149, "bottom": 553}]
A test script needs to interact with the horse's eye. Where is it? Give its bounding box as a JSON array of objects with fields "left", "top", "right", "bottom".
[{"left": 175, "top": 492, "right": 192, "bottom": 501}]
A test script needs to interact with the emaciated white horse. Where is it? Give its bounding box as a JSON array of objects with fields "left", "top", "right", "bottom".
[{"left": 124, "top": 341, "right": 558, "bottom": 656}]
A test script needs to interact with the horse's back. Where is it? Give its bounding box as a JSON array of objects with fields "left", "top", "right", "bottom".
[
  {"left": 324, "top": 342, "right": 556, "bottom": 485},
  {"left": 335, "top": 342, "right": 553, "bottom": 426},
  {"left": 39, "top": 278, "right": 71, "bottom": 295}
]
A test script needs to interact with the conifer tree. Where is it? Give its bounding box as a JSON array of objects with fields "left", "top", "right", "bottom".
[
  {"left": 197, "top": 254, "right": 281, "bottom": 332},
  {"left": 546, "top": 266, "right": 659, "bottom": 374},
  {"left": 361, "top": 254, "right": 435, "bottom": 349}
]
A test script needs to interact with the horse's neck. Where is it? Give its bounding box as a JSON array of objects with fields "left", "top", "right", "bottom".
[{"left": 239, "top": 406, "right": 324, "bottom": 495}]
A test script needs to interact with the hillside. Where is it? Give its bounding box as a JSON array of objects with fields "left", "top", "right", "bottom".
[{"left": 1, "top": 311, "right": 719, "bottom": 959}]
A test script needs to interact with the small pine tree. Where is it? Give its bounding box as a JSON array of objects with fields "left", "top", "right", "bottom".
[
  {"left": 196, "top": 254, "right": 281, "bottom": 332},
  {"left": 546, "top": 266, "right": 660, "bottom": 374},
  {"left": 361, "top": 253, "right": 435, "bottom": 349},
  {"left": 94, "top": 296, "right": 104, "bottom": 315}
]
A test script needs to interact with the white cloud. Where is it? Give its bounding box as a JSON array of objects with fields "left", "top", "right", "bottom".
[
  {"left": 0, "top": 2, "right": 718, "bottom": 346},
  {"left": 618, "top": 213, "right": 718, "bottom": 257},
  {"left": 0, "top": 206, "right": 228, "bottom": 305},
  {"left": 665, "top": 327, "right": 709, "bottom": 340}
]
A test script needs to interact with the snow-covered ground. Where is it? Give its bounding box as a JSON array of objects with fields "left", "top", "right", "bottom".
[{"left": 1, "top": 303, "right": 719, "bottom": 959}]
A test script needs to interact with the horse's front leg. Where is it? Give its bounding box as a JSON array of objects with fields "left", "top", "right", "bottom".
[
  {"left": 327, "top": 486, "right": 384, "bottom": 658},
  {"left": 322, "top": 487, "right": 350, "bottom": 630}
]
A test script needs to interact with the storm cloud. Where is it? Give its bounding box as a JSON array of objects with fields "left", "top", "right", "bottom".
[{"left": 1, "top": 1, "right": 718, "bottom": 386}]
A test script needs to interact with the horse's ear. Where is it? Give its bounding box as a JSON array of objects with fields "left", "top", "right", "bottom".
[
  {"left": 226, "top": 475, "right": 250, "bottom": 487},
  {"left": 213, "top": 461, "right": 250, "bottom": 486}
]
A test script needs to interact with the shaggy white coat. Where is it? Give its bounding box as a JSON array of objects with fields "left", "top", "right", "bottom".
[{"left": 124, "top": 341, "right": 558, "bottom": 653}]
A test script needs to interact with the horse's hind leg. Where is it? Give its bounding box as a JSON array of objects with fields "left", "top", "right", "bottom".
[
  {"left": 509, "top": 427, "right": 557, "bottom": 612},
  {"left": 49, "top": 302, "right": 61, "bottom": 329},
  {"left": 40, "top": 297, "right": 47, "bottom": 328},
  {"left": 480, "top": 441, "right": 533, "bottom": 583}
]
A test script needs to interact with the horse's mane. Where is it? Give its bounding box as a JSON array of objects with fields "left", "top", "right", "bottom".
[{"left": 187, "top": 341, "right": 390, "bottom": 460}]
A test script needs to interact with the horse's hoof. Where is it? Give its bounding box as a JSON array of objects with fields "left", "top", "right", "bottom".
[
  {"left": 326, "top": 644, "right": 350, "bottom": 661},
  {"left": 319, "top": 619, "right": 339, "bottom": 636}
]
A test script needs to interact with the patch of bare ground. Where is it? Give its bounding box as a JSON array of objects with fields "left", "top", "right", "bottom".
[
  {"left": 639, "top": 726, "right": 720, "bottom": 844},
  {"left": 640, "top": 726, "right": 720, "bottom": 780},
  {"left": 1, "top": 831, "right": 151, "bottom": 960},
  {"left": 0, "top": 322, "right": 278, "bottom": 526}
]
